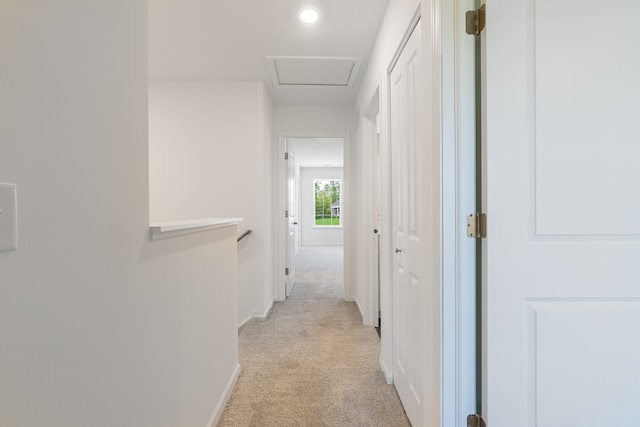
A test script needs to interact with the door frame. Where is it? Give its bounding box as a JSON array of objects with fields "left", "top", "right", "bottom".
[
  {"left": 371, "top": 2, "right": 477, "bottom": 425},
  {"left": 285, "top": 146, "right": 297, "bottom": 298},
  {"left": 361, "top": 88, "right": 381, "bottom": 328},
  {"left": 276, "top": 130, "right": 352, "bottom": 302},
  {"left": 440, "top": 0, "right": 481, "bottom": 425},
  {"left": 436, "top": 1, "right": 481, "bottom": 424}
]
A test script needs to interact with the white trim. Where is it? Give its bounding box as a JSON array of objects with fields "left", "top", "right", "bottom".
[
  {"left": 206, "top": 363, "right": 241, "bottom": 427},
  {"left": 238, "top": 300, "right": 274, "bottom": 331},
  {"left": 439, "top": 1, "right": 480, "bottom": 426},
  {"left": 255, "top": 300, "right": 274, "bottom": 321},
  {"left": 427, "top": 1, "right": 446, "bottom": 426},
  {"left": 380, "top": 354, "right": 393, "bottom": 385},
  {"left": 377, "top": 52, "right": 394, "bottom": 396},
  {"left": 355, "top": 298, "right": 365, "bottom": 322},
  {"left": 237, "top": 315, "right": 253, "bottom": 331},
  {"left": 149, "top": 218, "right": 242, "bottom": 240}
]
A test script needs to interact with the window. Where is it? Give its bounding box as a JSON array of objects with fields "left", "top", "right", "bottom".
[{"left": 314, "top": 179, "right": 341, "bottom": 226}]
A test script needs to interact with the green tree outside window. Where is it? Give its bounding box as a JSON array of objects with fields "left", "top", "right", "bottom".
[{"left": 314, "top": 179, "right": 341, "bottom": 226}]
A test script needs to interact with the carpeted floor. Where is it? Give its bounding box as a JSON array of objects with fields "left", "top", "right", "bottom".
[{"left": 217, "top": 246, "right": 410, "bottom": 426}]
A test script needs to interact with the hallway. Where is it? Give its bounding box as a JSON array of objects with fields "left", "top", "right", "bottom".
[
  {"left": 293, "top": 246, "right": 344, "bottom": 297},
  {"left": 218, "top": 246, "right": 410, "bottom": 426}
]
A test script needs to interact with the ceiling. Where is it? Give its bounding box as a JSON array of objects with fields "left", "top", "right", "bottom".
[
  {"left": 289, "top": 138, "right": 343, "bottom": 167},
  {"left": 148, "top": 0, "right": 390, "bottom": 105}
]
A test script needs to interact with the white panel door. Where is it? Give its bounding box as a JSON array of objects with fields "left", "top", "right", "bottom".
[
  {"left": 285, "top": 146, "right": 297, "bottom": 297},
  {"left": 390, "top": 20, "right": 424, "bottom": 426},
  {"left": 485, "top": 1, "right": 640, "bottom": 425}
]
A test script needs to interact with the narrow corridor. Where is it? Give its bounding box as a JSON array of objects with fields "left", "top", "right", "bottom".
[{"left": 218, "top": 246, "right": 410, "bottom": 426}]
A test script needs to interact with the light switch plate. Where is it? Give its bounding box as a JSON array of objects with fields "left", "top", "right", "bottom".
[{"left": 0, "top": 183, "right": 17, "bottom": 252}]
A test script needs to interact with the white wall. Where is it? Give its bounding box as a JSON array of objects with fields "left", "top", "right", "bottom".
[
  {"left": 354, "top": 1, "right": 444, "bottom": 425},
  {"left": 353, "top": 0, "right": 423, "bottom": 383},
  {"left": 149, "top": 81, "right": 273, "bottom": 326},
  {"left": 0, "top": 2, "right": 239, "bottom": 426},
  {"left": 273, "top": 105, "right": 357, "bottom": 133},
  {"left": 299, "top": 168, "right": 344, "bottom": 246},
  {"left": 355, "top": 0, "right": 421, "bottom": 111},
  {"left": 261, "top": 86, "right": 274, "bottom": 316},
  {"left": 272, "top": 105, "right": 357, "bottom": 300}
]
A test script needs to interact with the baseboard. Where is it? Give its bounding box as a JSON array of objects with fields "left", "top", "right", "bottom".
[
  {"left": 206, "top": 362, "right": 241, "bottom": 427},
  {"left": 254, "top": 300, "right": 274, "bottom": 322},
  {"left": 380, "top": 355, "right": 393, "bottom": 385},
  {"left": 355, "top": 298, "right": 365, "bottom": 323},
  {"left": 238, "top": 301, "right": 274, "bottom": 333},
  {"left": 237, "top": 315, "right": 253, "bottom": 331}
]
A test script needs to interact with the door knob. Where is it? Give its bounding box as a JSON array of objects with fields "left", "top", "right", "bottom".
[
  {"left": 373, "top": 229, "right": 379, "bottom": 234},
  {"left": 293, "top": 222, "right": 298, "bottom": 225},
  {"left": 395, "top": 248, "right": 402, "bottom": 253}
]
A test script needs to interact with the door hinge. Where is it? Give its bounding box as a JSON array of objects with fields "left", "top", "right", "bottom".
[
  {"left": 285, "top": 209, "right": 289, "bottom": 218},
  {"left": 285, "top": 267, "right": 289, "bottom": 276},
  {"left": 467, "top": 414, "right": 486, "bottom": 427},
  {"left": 284, "top": 152, "right": 289, "bottom": 160},
  {"left": 466, "top": 213, "right": 487, "bottom": 238},
  {"left": 465, "top": 4, "right": 486, "bottom": 35}
]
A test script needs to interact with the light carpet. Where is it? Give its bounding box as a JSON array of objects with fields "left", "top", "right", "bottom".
[{"left": 218, "top": 246, "right": 410, "bottom": 426}]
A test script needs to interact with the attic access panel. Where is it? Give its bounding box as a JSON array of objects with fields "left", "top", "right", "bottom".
[{"left": 267, "top": 56, "right": 362, "bottom": 89}]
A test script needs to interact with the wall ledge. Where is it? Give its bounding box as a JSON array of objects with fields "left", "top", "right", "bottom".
[{"left": 149, "top": 218, "right": 242, "bottom": 240}]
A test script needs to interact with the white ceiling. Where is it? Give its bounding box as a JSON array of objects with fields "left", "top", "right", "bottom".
[
  {"left": 289, "top": 138, "right": 343, "bottom": 167},
  {"left": 148, "top": 0, "right": 390, "bottom": 105}
]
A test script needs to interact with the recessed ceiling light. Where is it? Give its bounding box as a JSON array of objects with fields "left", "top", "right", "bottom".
[{"left": 299, "top": 8, "right": 319, "bottom": 23}]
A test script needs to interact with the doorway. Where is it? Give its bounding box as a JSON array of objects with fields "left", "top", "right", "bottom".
[
  {"left": 381, "top": 5, "right": 479, "bottom": 425},
  {"left": 293, "top": 246, "right": 344, "bottom": 297},
  {"left": 278, "top": 135, "right": 349, "bottom": 302},
  {"left": 362, "top": 88, "right": 382, "bottom": 330}
]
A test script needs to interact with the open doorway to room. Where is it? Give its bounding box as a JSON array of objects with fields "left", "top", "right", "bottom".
[
  {"left": 360, "top": 87, "right": 382, "bottom": 332},
  {"left": 281, "top": 137, "right": 346, "bottom": 300}
]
